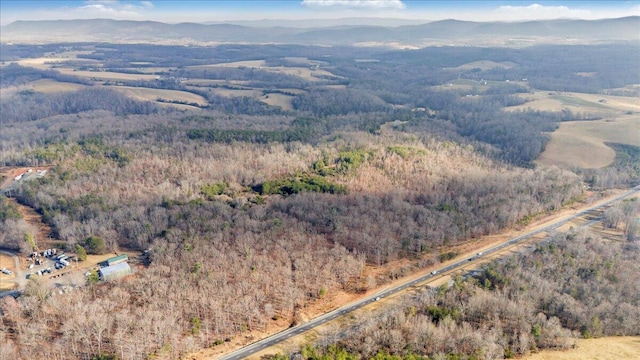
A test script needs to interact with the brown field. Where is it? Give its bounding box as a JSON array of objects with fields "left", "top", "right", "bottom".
[
  {"left": 508, "top": 91, "right": 640, "bottom": 114},
  {"left": 211, "top": 88, "right": 260, "bottom": 98},
  {"left": 110, "top": 86, "right": 208, "bottom": 106},
  {"left": 193, "top": 60, "right": 266, "bottom": 68},
  {"left": 450, "top": 60, "right": 517, "bottom": 70},
  {"left": 192, "top": 61, "right": 341, "bottom": 82},
  {"left": 324, "top": 84, "right": 348, "bottom": 90},
  {"left": 260, "top": 93, "right": 295, "bottom": 111},
  {"left": 54, "top": 68, "right": 159, "bottom": 81},
  {"left": 27, "top": 78, "right": 88, "bottom": 93},
  {"left": 514, "top": 90, "right": 640, "bottom": 169},
  {"left": 266, "top": 66, "right": 341, "bottom": 82},
  {"left": 522, "top": 336, "right": 640, "bottom": 360}
]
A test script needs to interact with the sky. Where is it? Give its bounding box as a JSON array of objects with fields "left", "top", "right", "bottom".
[{"left": 1, "top": 0, "right": 639, "bottom": 26}]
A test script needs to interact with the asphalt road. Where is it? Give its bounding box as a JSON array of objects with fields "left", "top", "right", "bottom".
[{"left": 217, "top": 185, "right": 640, "bottom": 360}]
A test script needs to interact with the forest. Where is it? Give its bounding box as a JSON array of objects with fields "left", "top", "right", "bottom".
[
  {"left": 283, "top": 228, "right": 640, "bottom": 359},
  {"left": 0, "top": 41, "right": 639, "bottom": 360}
]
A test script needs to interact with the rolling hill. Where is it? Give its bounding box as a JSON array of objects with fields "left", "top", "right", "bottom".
[{"left": 1, "top": 16, "right": 638, "bottom": 46}]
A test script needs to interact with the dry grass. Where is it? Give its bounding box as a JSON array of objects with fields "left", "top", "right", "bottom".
[
  {"left": 518, "top": 91, "right": 640, "bottom": 169},
  {"left": 194, "top": 60, "right": 266, "bottom": 68},
  {"left": 449, "top": 60, "right": 516, "bottom": 71},
  {"left": 523, "top": 337, "right": 640, "bottom": 360},
  {"left": 192, "top": 61, "right": 341, "bottom": 82},
  {"left": 536, "top": 115, "right": 640, "bottom": 169},
  {"left": 507, "top": 91, "right": 640, "bottom": 113},
  {"left": 211, "top": 88, "right": 260, "bottom": 98},
  {"left": 28, "top": 78, "right": 88, "bottom": 93},
  {"left": 110, "top": 86, "right": 208, "bottom": 106},
  {"left": 259, "top": 93, "right": 294, "bottom": 111},
  {"left": 54, "top": 68, "right": 159, "bottom": 81}
]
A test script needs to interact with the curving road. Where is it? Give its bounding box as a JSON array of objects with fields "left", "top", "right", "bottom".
[{"left": 217, "top": 185, "right": 640, "bottom": 360}]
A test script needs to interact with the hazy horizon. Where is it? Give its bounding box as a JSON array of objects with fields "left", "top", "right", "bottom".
[{"left": 1, "top": 0, "right": 639, "bottom": 27}]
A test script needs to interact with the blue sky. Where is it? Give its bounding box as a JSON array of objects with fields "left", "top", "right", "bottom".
[{"left": 1, "top": 1, "right": 639, "bottom": 26}]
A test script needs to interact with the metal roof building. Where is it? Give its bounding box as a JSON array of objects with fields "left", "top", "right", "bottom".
[
  {"left": 99, "top": 262, "right": 132, "bottom": 281},
  {"left": 106, "top": 254, "right": 128, "bottom": 266}
]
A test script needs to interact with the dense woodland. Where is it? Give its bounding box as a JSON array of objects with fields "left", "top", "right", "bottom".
[
  {"left": 0, "top": 42, "right": 639, "bottom": 359},
  {"left": 283, "top": 228, "right": 640, "bottom": 359}
]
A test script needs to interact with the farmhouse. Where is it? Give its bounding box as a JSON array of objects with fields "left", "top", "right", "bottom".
[
  {"left": 99, "top": 262, "right": 132, "bottom": 281},
  {"left": 106, "top": 254, "right": 128, "bottom": 266}
]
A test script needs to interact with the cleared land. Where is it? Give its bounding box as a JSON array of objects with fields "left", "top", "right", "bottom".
[
  {"left": 507, "top": 90, "right": 640, "bottom": 169},
  {"left": 507, "top": 91, "right": 640, "bottom": 113},
  {"left": 0, "top": 253, "right": 17, "bottom": 291},
  {"left": 26, "top": 78, "right": 88, "bottom": 93},
  {"left": 449, "top": 60, "right": 517, "bottom": 70},
  {"left": 109, "top": 86, "right": 208, "bottom": 106},
  {"left": 523, "top": 336, "right": 640, "bottom": 360},
  {"left": 260, "top": 93, "right": 295, "bottom": 111},
  {"left": 536, "top": 115, "right": 640, "bottom": 169},
  {"left": 54, "top": 68, "right": 159, "bottom": 81},
  {"left": 210, "top": 88, "right": 260, "bottom": 98}
]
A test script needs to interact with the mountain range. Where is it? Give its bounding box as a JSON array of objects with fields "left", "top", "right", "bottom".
[{"left": 1, "top": 16, "right": 638, "bottom": 46}]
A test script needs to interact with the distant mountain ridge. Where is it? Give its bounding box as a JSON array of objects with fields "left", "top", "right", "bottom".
[{"left": 2, "top": 17, "right": 638, "bottom": 46}]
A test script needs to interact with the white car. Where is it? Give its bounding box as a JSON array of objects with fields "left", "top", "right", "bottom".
[{"left": 1, "top": 268, "right": 12, "bottom": 275}]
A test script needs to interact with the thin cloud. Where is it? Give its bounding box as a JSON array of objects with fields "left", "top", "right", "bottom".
[
  {"left": 77, "top": 1, "right": 154, "bottom": 17},
  {"left": 494, "top": 3, "right": 593, "bottom": 20},
  {"left": 301, "top": 0, "right": 406, "bottom": 10}
]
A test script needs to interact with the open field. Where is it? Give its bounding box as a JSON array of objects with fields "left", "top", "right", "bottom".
[
  {"left": 519, "top": 90, "right": 640, "bottom": 169},
  {"left": 191, "top": 61, "right": 342, "bottom": 82},
  {"left": 260, "top": 93, "right": 295, "bottom": 111},
  {"left": 109, "top": 86, "right": 208, "bottom": 106},
  {"left": 536, "top": 114, "right": 640, "bottom": 169},
  {"left": 54, "top": 68, "right": 160, "bottom": 81},
  {"left": 522, "top": 336, "right": 640, "bottom": 360},
  {"left": 210, "top": 88, "right": 260, "bottom": 98},
  {"left": 507, "top": 91, "right": 640, "bottom": 113},
  {"left": 449, "top": 60, "right": 517, "bottom": 70},
  {"left": 195, "top": 60, "right": 266, "bottom": 68},
  {"left": 26, "top": 78, "right": 88, "bottom": 93}
]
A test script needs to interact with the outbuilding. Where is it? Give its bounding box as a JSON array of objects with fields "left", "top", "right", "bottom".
[
  {"left": 99, "top": 262, "right": 132, "bottom": 281},
  {"left": 106, "top": 254, "right": 128, "bottom": 266}
]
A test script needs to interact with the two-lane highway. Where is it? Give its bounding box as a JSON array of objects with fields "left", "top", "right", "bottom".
[{"left": 218, "top": 185, "right": 640, "bottom": 359}]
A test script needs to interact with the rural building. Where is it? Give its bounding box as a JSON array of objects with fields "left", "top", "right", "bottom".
[
  {"left": 99, "top": 262, "right": 132, "bottom": 281},
  {"left": 106, "top": 254, "right": 128, "bottom": 266}
]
